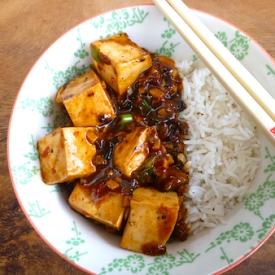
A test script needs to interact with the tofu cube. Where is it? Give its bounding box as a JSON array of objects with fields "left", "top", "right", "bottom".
[
  {"left": 38, "top": 127, "right": 97, "bottom": 184},
  {"left": 61, "top": 70, "right": 116, "bottom": 126},
  {"left": 68, "top": 183, "right": 126, "bottom": 230},
  {"left": 113, "top": 126, "right": 159, "bottom": 177},
  {"left": 90, "top": 33, "right": 152, "bottom": 95},
  {"left": 120, "top": 187, "right": 179, "bottom": 254}
]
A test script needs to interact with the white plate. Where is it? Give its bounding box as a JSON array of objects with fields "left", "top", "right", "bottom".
[{"left": 8, "top": 4, "right": 275, "bottom": 275}]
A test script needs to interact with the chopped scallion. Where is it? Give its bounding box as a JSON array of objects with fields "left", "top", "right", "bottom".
[
  {"left": 119, "top": 113, "right": 133, "bottom": 124},
  {"left": 140, "top": 99, "right": 151, "bottom": 115},
  {"left": 115, "top": 113, "right": 134, "bottom": 132},
  {"left": 144, "top": 155, "right": 157, "bottom": 169},
  {"left": 91, "top": 47, "right": 100, "bottom": 63}
]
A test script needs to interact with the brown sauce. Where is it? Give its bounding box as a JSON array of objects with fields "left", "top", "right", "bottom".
[
  {"left": 141, "top": 243, "right": 166, "bottom": 256},
  {"left": 68, "top": 54, "right": 190, "bottom": 248}
]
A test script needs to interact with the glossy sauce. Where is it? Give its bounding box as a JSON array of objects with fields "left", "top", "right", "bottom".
[
  {"left": 142, "top": 243, "right": 166, "bottom": 256},
  {"left": 69, "top": 54, "right": 190, "bottom": 252}
]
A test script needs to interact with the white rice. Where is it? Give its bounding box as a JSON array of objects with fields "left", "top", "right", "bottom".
[{"left": 176, "top": 60, "right": 261, "bottom": 235}]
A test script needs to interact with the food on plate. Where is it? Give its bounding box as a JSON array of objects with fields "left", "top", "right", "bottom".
[
  {"left": 38, "top": 33, "right": 189, "bottom": 255},
  {"left": 38, "top": 127, "right": 98, "bottom": 184},
  {"left": 176, "top": 60, "right": 260, "bottom": 235},
  {"left": 38, "top": 32, "right": 260, "bottom": 255},
  {"left": 69, "top": 182, "right": 126, "bottom": 231},
  {"left": 90, "top": 32, "right": 152, "bottom": 95},
  {"left": 56, "top": 69, "right": 116, "bottom": 126},
  {"left": 120, "top": 187, "right": 179, "bottom": 254}
]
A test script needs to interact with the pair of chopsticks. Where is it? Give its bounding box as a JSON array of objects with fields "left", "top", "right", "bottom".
[{"left": 153, "top": 0, "right": 275, "bottom": 147}]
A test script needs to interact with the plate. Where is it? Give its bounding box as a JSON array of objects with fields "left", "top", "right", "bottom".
[{"left": 8, "top": 4, "right": 275, "bottom": 275}]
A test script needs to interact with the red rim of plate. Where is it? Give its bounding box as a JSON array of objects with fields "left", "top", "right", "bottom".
[{"left": 6, "top": 3, "right": 275, "bottom": 275}]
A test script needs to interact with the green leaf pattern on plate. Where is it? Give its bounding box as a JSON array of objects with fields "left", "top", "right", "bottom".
[
  {"left": 18, "top": 97, "right": 54, "bottom": 117},
  {"left": 64, "top": 221, "right": 88, "bottom": 262},
  {"left": 206, "top": 222, "right": 254, "bottom": 252},
  {"left": 205, "top": 222, "right": 254, "bottom": 265},
  {"left": 28, "top": 200, "right": 51, "bottom": 217},
  {"left": 92, "top": 16, "right": 104, "bottom": 29},
  {"left": 244, "top": 147, "right": 275, "bottom": 219},
  {"left": 99, "top": 254, "right": 145, "bottom": 274},
  {"left": 229, "top": 31, "right": 250, "bottom": 60},
  {"left": 220, "top": 247, "right": 234, "bottom": 265},
  {"left": 266, "top": 64, "right": 275, "bottom": 76},
  {"left": 99, "top": 248, "right": 200, "bottom": 275},
  {"left": 50, "top": 184, "right": 66, "bottom": 193},
  {"left": 156, "top": 40, "right": 180, "bottom": 58},
  {"left": 90, "top": 7, "right": 149, "bottom": 38},
  {"left": 256, "top": 214, "right": 275, "bottom": 241},
  {"left": 12, "top": 163, "right": 40, "bottom": 185},
  {"left": 41, "top": 107, "right": 70, "bottom": 133},
  {"left": 215, "top": 30, "right": 250, "bottom": 60},
  {"left": 161, "top": 17, "right": 176, "bottom": 39},
  {"left": 23, "top": 134, "right": 39, "bottom": 161},
  {"left": 74, "top": 28, "right": 89, "bottom": 59},
  {"left": 264, "top": 146, "right": 275, "bottom": 173},
  {"left": 45, "top": 60, "right": 90, "bottom": 90},
  {"left": 192, "top": 54, "right": 198, "bottom": 62},
  {"left": 156, "top": 17, "right": 180, "bottom": 57},
  {"left": 215, "top": 31, "right": 228, "bottom": 47}
]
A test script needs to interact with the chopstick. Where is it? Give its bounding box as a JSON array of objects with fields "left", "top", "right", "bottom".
[
  {"left": 167, "top": 0, "right": 275, "bottom": 122},
  {"left": 153, "top": 0, "right": 275, "bottom": 147}
]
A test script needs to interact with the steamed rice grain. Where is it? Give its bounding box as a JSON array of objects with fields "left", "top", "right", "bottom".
[{"left": 177, "top": 60, "right": 261, "bottom": 235}]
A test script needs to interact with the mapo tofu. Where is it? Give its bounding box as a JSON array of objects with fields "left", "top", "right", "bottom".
[
  {"left": 57, "top": 69, "right": 116, "bottom": 126},
  {"left": 91, "top": 33, "right": 152, "bottom": 95},
  {"left": 38, "top": 127, "right": 97, "bottom": 184},
  {"left": 38, "top": 33, "right": 190, "bottom": 255}
]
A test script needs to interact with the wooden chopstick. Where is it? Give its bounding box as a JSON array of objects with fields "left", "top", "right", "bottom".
[
  {"left": 167, "top": 0, "right": 275, "bottom": 122},
  {"left": 153, "top": 0, "right": 275, "bottom": 147}
]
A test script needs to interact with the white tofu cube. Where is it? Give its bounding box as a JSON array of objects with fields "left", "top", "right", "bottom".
[
  {"left": 90, "top": 33, "right": 152, "bottom": 95},
  {"left": 61, "top": 70, "right": 116, "bottom": 126},
  {"left": 38, "top": 127, "right": 97, "bottom": 184},
  {"left": 113, "top": 126, "right": 159, "bottom": 177},
  {"left": 68, "top": 183, "right": 126, "bottom": 230},
  {"left": 120, "top": 187, "right": 179, "bottom": 254}
]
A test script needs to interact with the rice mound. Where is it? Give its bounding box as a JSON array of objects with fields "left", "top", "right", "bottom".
[{"left": 176, "top": 60, "right": 261, "bottom": 236}]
